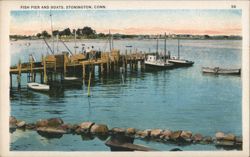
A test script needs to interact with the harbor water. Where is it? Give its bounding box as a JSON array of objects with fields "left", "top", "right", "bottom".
[{"left": 10, "top": 39, "right": 242, "bottom": 151}]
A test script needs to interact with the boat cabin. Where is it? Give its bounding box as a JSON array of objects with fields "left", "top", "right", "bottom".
[{"left": 147, "top": 55, "right": 157, "bottom": 62}]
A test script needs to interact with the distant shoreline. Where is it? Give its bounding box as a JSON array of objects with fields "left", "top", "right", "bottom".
[
  {"left": 10, "top": 34, "right": 242, "bottom": 41},
  {"left": 9, "top": 37, "right": 242, "bottom": 41}
]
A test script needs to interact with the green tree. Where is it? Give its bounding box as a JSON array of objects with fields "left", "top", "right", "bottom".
[
  {"left": 98, "top": 33, "right": 106, "bottom": 38},
  {"left": 82, "top": 26, "right": 96, "bottom": 37},
  {"left": 76, "top": 28, "right": 82, "bottom": 36},
  {"left": 64, "top": 28, "right": 71, "bottom": 36},
  {"left": 41, "top": 30, "right": 51, "bottom": 38},
  {"left": 52, "top": 30, "right": 59, "bottom": 36},
  {"left": 36, "top": 33, "right": 42, "bottom": 38}
]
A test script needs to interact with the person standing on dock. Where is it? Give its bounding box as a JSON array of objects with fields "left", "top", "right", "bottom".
[{"left": 82, "top": 44, "right": 86, "bottom": 54}]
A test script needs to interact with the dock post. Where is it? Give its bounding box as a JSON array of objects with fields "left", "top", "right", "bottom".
[
  {"left": 34, "top": 73, "right": 36, "bottom": 82},
  {"left": 107, "top": 60, "right": 110, "bottom": 74},
  {"left": 82, "top": 64, "right": 86, "bottom": 80},
  {"left": 29, "top": 55, "right": 34, "bottom": 82},
  {"left": 101, "top": 63, "right": 104, "bottom": 75},
  {"left": 17, "top": 59, "right": 21, "bottom": 89},
  {"left": 125, "top": 51, "right": 127, "bottom": 72},
  {"left": 135, "top": 60, "right": 138, "bottom": 71},
  {"left": 141, "top": 52, "right": 146, "bottom": 71},
  {"left": 64, "top": 54, "right": 67, "bottom": 77},
  {"left": 40, "top": 72, "right": 44, "bottom": 84},
  {"left": 10, "top": 73, "right": 12, "bottom": 89},
  {"left": 92, "top": 63, "right": 95, "bottom": 77},
  {"left": 43, "top": 56, "right": 47, "bottom": 84}
]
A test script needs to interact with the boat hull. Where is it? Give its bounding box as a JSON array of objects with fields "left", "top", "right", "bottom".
[
  {"left": 202, "top": 67, "right": 241, "bottom": 75},
  {"left": 62, "top": 77, "right": 83, "bottom": 87},
  {"left": 145, "top": 62, "right": 174, "bottom": 70},
  {"left": 168, "top": 59, "right": 194, "bottom": 67}
]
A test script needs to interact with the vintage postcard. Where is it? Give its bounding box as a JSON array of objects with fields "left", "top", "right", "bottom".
[{"left": 0, "top": 0, "right": 249, "bottom": 157}]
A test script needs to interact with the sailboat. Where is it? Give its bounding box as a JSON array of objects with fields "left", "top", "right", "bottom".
[
  {"left": 168, "top": 39, "right": 194, "bottom": 67},
  {"left": 145, "top": 34, "right": 174, "bottom": 70}
]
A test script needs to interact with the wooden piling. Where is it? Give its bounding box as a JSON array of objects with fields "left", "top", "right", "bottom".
[
  {"left": 29, "top": 56, "right": 34, "bottom": 82},
  {"left": 40, "top": 72, "right": 44, "bottom": 84},
  {"left": 107, "top": 60, "right": 110, "bottom": 74},
  {"left": 10, "top": 73, "right": 12, "bottom": 89},
  {"left": 34, "top": 73, "right": 36, "bottom": 82},
  {"left": 82, "top": 64, "right": 86, "bottom": 80},
  {"left": 17, "top": 59, "right": 21, "bottom": 88},
  {"left": 43, "top": 56, "right": 47, "bottom": 84},
  {"left": 101, "top": 63, "right": 104, "bottom": 75},
  {"left": 92, "top": 64, "right": 95, "bottom": 76},
  {"left": 87, "top": 68, "right": 92, "bottom": 97},
  {"left": 10, "top": 51, "right": 147, "bottom": 85},
  {"left": 64, "top": 54, "right": 67, "bottom": 77}
]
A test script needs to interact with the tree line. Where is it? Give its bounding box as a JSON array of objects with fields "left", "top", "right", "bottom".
[{"left": 36, "top": 26, "right": 105, "bottom": 39}]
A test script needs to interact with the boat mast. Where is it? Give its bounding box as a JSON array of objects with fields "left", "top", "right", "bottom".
[
  {"left": 164, "top": 33, "right": 167, "bottom": 61},
  {"left": 43, "top": 38, "right": 53, "bottom": 54},
  {"left": 177, "top": 38, "right": 180, "bottom": 59},
  {"left": 74, "top": 30, "right": 77, "bottom": 54},
  {"left": 109, "top": 30, "right": 112, "bottom": 52},
  {"left": 56, "top": 33, "right": 59, "bottom": 54},
  {"left": 60, "top": 40, "right": 73, "bottom": 56},
  {"left": 156, "top": 35, "right": 159, "bottom": 57},
  {"left": 111, "top": 34, "right": 114, "bottom": 50},
  {"left": 50, "top": 10, "right": 54, "bottom": 54}
]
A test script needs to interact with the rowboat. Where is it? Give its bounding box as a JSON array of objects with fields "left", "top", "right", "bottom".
[
  {"left": 202, "top": 67, "right": 241, "bottom": 75},
  {"left": 27, "top": 82, "right": 50, "bottom": 91}
]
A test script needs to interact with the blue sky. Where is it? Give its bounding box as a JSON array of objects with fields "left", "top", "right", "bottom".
[{"left": 10, "top": 9, "right": 242, "bottom": 35}]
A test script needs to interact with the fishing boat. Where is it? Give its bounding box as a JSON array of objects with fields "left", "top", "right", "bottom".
[
  {"left": 202, "top": 67, "right": 241, "bottom": 75},
  {"left": 145, "top": 34, "right": 174, "bottom": 70},
  {"left": 145, "top": 55, "right": 173, "bottom": 70},
  {"left": 27, "top": 82, "right": 50, "bottom": 92},
  {"left": 168, "top": 39, "right": 194, "bottom": 67}
]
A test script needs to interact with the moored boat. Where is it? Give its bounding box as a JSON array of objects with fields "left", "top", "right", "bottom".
[
  {"left": 145, "top": 55, "right": 174, "bottom": 70},
  {"left": 202, "top": 67, "right": 241, "bottom": 75},
  {"left": 62, "top": 76, "right": 83, "bottom": 87},
  {"left": 168, "top": 39, "right": 194, "bottom": 67},
  {"left": 168, "top": 58, "right": 194, "bottom": 66},
  {"left": 145, "top": 33, "right": 174, "bottom": 70},
  {"left": 63, "top": 76, "right": 80, "bottom": 81},
  {"left": 27, "top": 82, "right": 50, "bottom": 92}
]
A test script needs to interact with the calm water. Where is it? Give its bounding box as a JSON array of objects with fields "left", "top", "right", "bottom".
[{"left": 10, "top": 39, "right": 242, "bottom": 151}]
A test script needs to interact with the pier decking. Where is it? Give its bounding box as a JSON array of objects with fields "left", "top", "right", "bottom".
[{"left": 9, "top": 50, "right": 146, "bottom": 88}]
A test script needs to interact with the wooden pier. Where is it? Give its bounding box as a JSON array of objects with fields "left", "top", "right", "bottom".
[{"left": 9, "top": 50, "right": 146, "bottom": 88}]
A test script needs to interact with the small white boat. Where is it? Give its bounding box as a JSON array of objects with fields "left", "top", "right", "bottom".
[
  {"left": 27, "top": 82, "right": 50, "bottom": 91},
  {"left": 202, "top": 67, "right": 241, "bottom": 75}
]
